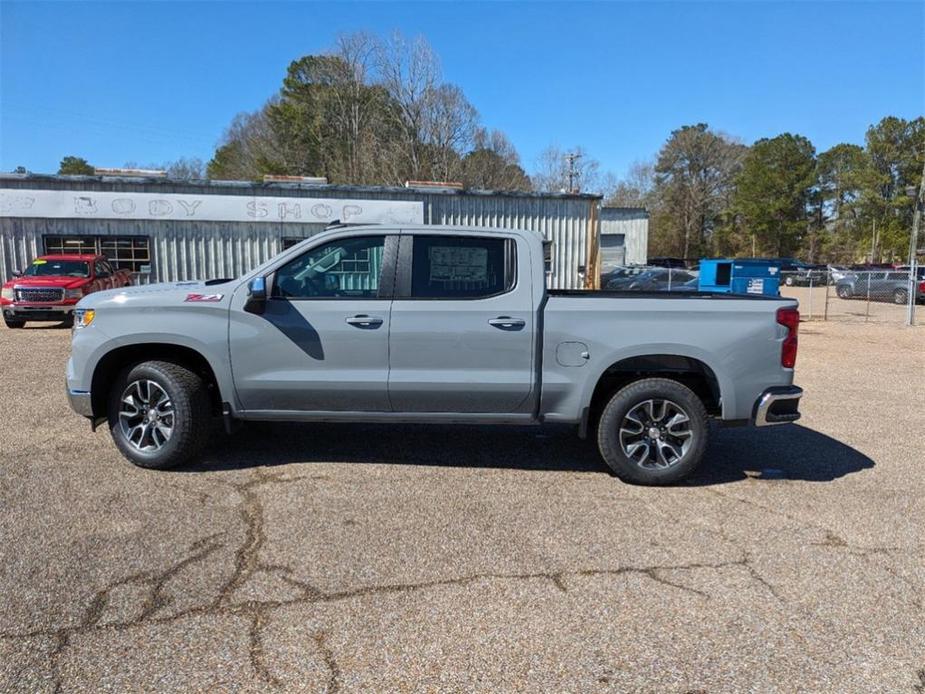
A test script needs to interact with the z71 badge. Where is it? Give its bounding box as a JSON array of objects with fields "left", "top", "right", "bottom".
[{"left": 184, "top": 293, "right": 224, "bottom": 302}]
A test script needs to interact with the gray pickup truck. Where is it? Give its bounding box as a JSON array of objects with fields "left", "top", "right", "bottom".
[{"left": 66, "top": 224, "right": 803, "bottom": 485}]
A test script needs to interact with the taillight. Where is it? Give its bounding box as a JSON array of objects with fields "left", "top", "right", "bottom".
[
  {"left": 919, "top": 280, "right": 925, "bottom": 293},
  {"left": 776, "top": 307, "right": 799, "bottom": 368}
]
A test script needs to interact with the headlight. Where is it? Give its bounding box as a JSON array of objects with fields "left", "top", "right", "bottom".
[
  {"left": 64, "top": 288, "right": 85, "bottom": 299},
  {"left": 1, "top": 287, "right": 13, "bottom": 301},
  {"left": 73, "top": 308, "right": 95, "bottom": 328}
]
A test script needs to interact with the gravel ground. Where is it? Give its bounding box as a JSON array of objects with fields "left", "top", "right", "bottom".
[{"left": 0, "top": 320, "right": 923, "bottom": 692}]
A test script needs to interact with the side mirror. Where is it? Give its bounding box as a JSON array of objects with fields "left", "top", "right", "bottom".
[
  {"left": 11, "top": 270, "right": 22, "bottom": 278},
  {"left": 244, "top": 276, "right": 268, "bottom": 315}
]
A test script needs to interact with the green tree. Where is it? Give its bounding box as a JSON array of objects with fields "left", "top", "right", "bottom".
[
  {"left": 813, "top": 143, "right": 870, "bottom": 260},
  {"left": 58, "top": 156, "right": 94, "bottom": 175},
  {"left": 732, "top": 133, "right": 816, "bottom": 257},
  {"left": 652, "top": 124, "right": 746, "bottom": 259},
  {"left": 209, "top": 32, "right": 490, "bottom": 186},
  {"left": 207, "top": 105, "right": 288, "bottom": 181},
  {"left": 459, "top": 129, "right": 531, "bottom": 190},
  {"left": 861, "top": 116, "right": 925, "bottom": 260}
]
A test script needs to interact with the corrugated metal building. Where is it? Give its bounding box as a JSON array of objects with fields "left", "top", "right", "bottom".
[
  {"left": 0, "top": 174, "right": 648, "bottom": 289},
  {"left": 600, "top": 206, "right": 649, "bottom": 268}
]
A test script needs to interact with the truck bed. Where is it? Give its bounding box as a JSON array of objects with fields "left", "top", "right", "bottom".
[
  {"left": 539, "top": 290, "right": 797, "bottom": 425},
  {"left": 547, "top": 289, "right": 792, "bottom": 301}
]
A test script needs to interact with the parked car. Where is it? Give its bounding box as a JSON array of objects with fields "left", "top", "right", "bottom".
[
  {"left": 781, "top": 263, "right": 829, "bottom": 287},
  {"left": 65, "top": 224, "right": 803, "bottom": 486},
  {"left": 835, "top": 269, "right": 924, "bottom": 304},
  {"left": 1, "top": 254, "right": 132, "bottom": 328},
  {"left": 828, "top": 265, "right": 853, "bottom": 283},
  {"left": 648, "top": 257, "right": 689, "bottom": 269},
  {"left": 605, "top": 267, "right": 698, "bottom": 291},
  {"left": 600, "top": 265, "right": 649, "bottom": 287}
]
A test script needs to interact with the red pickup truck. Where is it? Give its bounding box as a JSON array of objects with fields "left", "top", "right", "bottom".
[{"left": 1, "top": 254, "right": 132, "bottom": 328}]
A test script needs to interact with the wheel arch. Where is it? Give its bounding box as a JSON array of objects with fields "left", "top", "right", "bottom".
[
  {"left": 585, "top": 352, "right": 724, "bottom": 431},
  {"left": 90, "top": 342, "right": 224, "bottom": 419}
]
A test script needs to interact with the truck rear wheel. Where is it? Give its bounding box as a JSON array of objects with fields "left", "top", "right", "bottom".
[
  {"left": 597, "top": 378, "right": 708, "bottom": 485},
  {"left": 107, "top": 360, "right": 211, "bottom": 470}
]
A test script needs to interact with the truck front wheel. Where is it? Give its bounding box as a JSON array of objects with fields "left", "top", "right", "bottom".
[
  {"left": 4, "top": 318, "right": 25, "bottom": 329},
  {"left": 597, "top": 378, "right": 708, "bottom": 485},
  {"left": 107, "top": 360, "right": 211, "bottom": 470}
]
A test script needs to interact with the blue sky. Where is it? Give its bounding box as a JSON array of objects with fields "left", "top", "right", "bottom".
[{"left": 1, "top": 1, "right": 922, "bottom": 179}]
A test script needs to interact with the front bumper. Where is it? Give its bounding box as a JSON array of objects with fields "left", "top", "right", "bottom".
[
  {"left": 4, "top": 305, "right": 75, "bottom": 321},
  {"left": 67, "top": 387, "right": 94, "bottom": 417},
  {"left": 753, "top": 386, "right": 803, "bottom": 426}
]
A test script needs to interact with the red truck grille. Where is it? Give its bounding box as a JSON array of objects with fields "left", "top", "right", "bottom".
[{"left": 14, "top": 287, "right": 65, "bottom": 303}]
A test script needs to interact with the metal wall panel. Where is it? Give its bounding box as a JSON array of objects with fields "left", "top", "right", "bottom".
[
  {"left": 1, "top": 176, "right": 606, "bottom": 289},
  {"left": 600, "top": 207, "right": 649, "bottom": 266}
]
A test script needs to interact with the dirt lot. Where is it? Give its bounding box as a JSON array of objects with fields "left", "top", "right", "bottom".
[{"left": 0, "top": 320, "right": 923, "bottom": 692}]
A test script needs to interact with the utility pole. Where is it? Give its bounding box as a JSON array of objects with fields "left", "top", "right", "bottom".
[
  {"left": 565, "top": 151, "right": 581, "bottom": 194},
  {"left": 907, "top": 159, "right": 925, "bottom": 326}
]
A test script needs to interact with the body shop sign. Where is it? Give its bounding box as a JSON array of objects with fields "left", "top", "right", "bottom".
[{"left": 0, "top": 189, "right": 424, "bottom": 225}]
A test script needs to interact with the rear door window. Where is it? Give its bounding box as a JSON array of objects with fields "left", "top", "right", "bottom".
[{"left": 410, "top": 235, "right": 515, "bottom": 299}]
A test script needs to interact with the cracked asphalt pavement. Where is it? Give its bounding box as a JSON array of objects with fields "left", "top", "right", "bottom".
[{"left": 1, "top": 321, "right": 923, "bottom": 692}]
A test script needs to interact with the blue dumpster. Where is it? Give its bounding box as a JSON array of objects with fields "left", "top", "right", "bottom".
[{"left": 698, "top": 259, "right": 780, "bottom": 296}]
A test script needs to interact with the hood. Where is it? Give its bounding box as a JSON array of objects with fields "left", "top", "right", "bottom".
[
  {"left": 6, "top": 276, "right": 90, "bottom": 289},
  {"left": 77, "top": 279, "right": 238, "bottom": 309}
]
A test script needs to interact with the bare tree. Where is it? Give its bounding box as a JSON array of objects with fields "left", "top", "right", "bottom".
[
  {"left": 422, "top": 83, "right": 478, "bottom": 181},
  {"left": 532, "top": 145, "right": 601, "bottom": 193},
  {"left": 375, "top": 32, "right": 441, "bottom": 180},
  {"left": 604, "top": 160, "right": 655, "bottom": 207},
  {"left": 328, "top": 32, "right": 382, "bottom": 182},
  {"left": 163, "top": 157, "right": 205, "bottom": 180}
]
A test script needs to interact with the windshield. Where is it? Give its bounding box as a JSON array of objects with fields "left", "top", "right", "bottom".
[{"left": 23, "top": 260, "right": 90, "bottom": 278}]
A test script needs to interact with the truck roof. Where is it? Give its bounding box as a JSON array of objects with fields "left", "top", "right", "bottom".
[
  {"left": 37, "top": 253, "right": 100, "bottom": 261},
  {"left": 326, "top": 223, "right": 545, "bottom": 238}
]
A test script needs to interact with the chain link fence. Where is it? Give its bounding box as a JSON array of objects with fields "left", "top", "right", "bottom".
[
  {"left": 600, "top": 264, "right": 924, "bottom": 324},
  {"left": 780, "top": 267, "right": 924, "bottom": 323}
]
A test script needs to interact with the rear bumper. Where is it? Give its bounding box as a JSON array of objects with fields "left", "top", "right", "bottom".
[{"left": 753, "top": 386, "right": 803, "bottom": 426}]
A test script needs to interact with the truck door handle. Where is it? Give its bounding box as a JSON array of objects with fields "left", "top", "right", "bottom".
[
  {"left": 488, "top": 316, "right": 526, "bottom": 329},
  {"left": 345, "top": 314, "right": 383, "bottom": 328}
]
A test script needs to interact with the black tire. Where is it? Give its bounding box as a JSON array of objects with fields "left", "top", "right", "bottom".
[
  {"left": 60, "top": 314, "right": 74, "bottom": 329},
  {"left": 597, "top": 378, "right": 708, "bottom": 485},
  {"left": 836, "top": 285, "right": 852, "bottom": 299},
  {"left": 784, "top": 275, "right": 795, "bottom": 286},
  {"left": 893, "top": 288, "right": 908, "bottom": 305},
  {"left": 4, "top": 319, "right": 25, "bottom": 329},
  {"left": 107, "top": 360, "right": 211, "bottom": 470}
]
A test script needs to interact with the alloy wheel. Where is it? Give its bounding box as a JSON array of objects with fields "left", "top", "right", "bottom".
[
  {"left": 118, "top": 379, "right": 175, "bottom": 452},
  {"left": 619, "top": 399, "right": 694, "bottom": 469}
]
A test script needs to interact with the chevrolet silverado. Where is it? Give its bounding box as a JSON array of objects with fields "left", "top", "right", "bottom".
[{"left": 65, "top": 225, "right": 803, "bottom": 485}]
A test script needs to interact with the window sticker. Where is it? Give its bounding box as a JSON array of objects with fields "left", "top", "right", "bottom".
[
  {"left": 429, "top": 246, "right": 488, "bottom": 282},
  {"left": 32, "top": 259, "right": 47, "bottom": 265}
]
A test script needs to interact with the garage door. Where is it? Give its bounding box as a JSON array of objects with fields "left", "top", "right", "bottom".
[{"left": 600, "top": 234, "right": 626, "bottom": 270}]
